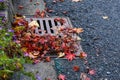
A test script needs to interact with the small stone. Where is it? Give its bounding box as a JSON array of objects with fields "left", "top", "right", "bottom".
[
  {"left": 67, "top": 72, "right": 70, "bottom": 74},
  {"left": 104, "top": 78, "right": 108, "bottom": 80},
  {"left": 106, "top": 71, "right": 111, "bottom": 74}
]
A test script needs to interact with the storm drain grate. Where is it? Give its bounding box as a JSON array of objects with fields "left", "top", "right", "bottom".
[
  {"left": 26, "top": 17, "right": 83, "bottom": 57},
  {"left": 26, "top": 17, "right": 73, "bottom": 35}
]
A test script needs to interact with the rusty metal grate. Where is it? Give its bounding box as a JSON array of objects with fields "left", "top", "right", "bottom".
[
  {"left": 26, "top": 17, "right": 83, "bottom": 57},
  {"left": 26, "top": 17, "right": 73, "bottom": 35}
]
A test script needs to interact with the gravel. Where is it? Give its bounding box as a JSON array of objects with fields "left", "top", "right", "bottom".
[{"left": 45, "top": 0, "right": 120, "bottom": 79}]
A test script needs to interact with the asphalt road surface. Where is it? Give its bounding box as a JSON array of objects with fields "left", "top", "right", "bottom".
[{"left": 45, "top": 0, "right": 120, "bottom": 80}]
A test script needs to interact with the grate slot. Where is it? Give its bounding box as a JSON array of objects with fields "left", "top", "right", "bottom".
[
  {"left": 45, "top": 20, "right": 52, "bottom": 34},
  {"left": 36, "top": 20, "right": 42, "bottom": 34},
  {"left": 48, "top": 20, "right": 54, "bottom": 33},
  {"left": 43, "top": 20, "right": 48, "bottom": 33},
  {"left": 51, "top": 19, "right": 57, "bottom": 34},
  {"left": 40, "top": 19, "right": 45, "bottom": 34},
  {"left": 54, "top": 20, "right": 58, "bottom": 26}
]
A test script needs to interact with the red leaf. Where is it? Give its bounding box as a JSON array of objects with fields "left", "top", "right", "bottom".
[
  {"left": 89, "top": 69, "right": 96, "bottom": 75},
  {"left": 65, "top": 53, "right": 75, "bottom": 61},
  {"left": 30, "top": 0, "right": 32, "bottom": 2},
  {"left": 18, "top": 5, "right": 24, "bottom": 10},
  {"left": 58, "top": 74, "right": 66, "bottom": 80},
  {"left": 40, "top": 11, "right": 46, "bottom": 18},
  {"left": 73, "top": 65, "right": 80, "bottom": 72},
  {"left": 85, "top": 77, "right": 91, "bottom": 80}
]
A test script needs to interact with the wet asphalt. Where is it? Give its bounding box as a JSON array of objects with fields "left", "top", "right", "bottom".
[{"left": 45, "top": 0, "right": 120, "bottom": 79}]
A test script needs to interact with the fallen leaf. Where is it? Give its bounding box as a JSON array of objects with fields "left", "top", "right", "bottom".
[
  {"left": 30, "top": 0, "right": 32, "bottom": 2},
  {"left": 102, "top": 16, "right": 109, "bottom": 19},
  {"left": 65, "top": 53, "right": 75, "bottom": 61},
  {"left": 76, "top": 36, "right": 81, "bottom": 41},
  {"left": 60, "top": 0, "right": 64, "bottom": 2},
  {"left": 73, "top": 65, "right": 80, "bottom": 72},
  {"left": 45, "top": 56, "right": 51, "bottom": 62},
  {"left": 28, "top": 21, "right": 39, "bottom": 27},
  {"left": 53, "top": 0, "right": 57, "bottom": 3},
  {"left": 62, "top": 11, "right": 68, "bottom": 14},
  {"left": 80, "top": 73, "right": 88, "bottom": 80},
  {"left": 40, "top": 11, "right": 46, "bottom": 18},
  {"left": 85, "top": 77, "right": 91, "bottom": 80},
  {"left": 72, "top": 0, "right": 82, "bottom": 2},
  {"left": 58, "top": 74, "right": 66, "bottom": 80},
  {"left": 18, "top": 5, "right": 24, "bottom": 10},
  {"left": 29, "top": 52, "right": 37, "bottom": 59},
  {"left": 36, "top": 2, "right": 40, "bottom": 5},
  {"left": 76, "top": 28, "right": 84, "bottom": 34},
  {"left": 46, "top": 8, "right": 54, "bottom": 13},
  {"left": 79, "top": 52, "right": 87, "bottom": 59},
  {"left": 89, "top": 69, "right": 96, "bottom": 75},
  {"left": 58, "top": 52, "right": 65, "bottom": 58}
]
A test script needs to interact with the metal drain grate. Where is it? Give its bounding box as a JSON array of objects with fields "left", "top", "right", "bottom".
[
  {"left": 26, "top": 17, "right": 73, "bottom": 35},
  {"left": 26, "top": 17, "right": 83, "bottom": 57}
]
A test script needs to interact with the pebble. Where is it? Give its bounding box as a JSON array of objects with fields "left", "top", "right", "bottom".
[{"left": 106, "top": 71, "right": 111, "bottom": 74}]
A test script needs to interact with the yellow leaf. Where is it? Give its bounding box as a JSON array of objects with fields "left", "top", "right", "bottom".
[
  {"left": 58, "top": 52, "right": 65, "bottom": 58},
  {"left": 102, "top": 16, "right": 109, "bottom": 19},
  {"left": 28, "top": 21, "right": 39, "bottom": 28}
]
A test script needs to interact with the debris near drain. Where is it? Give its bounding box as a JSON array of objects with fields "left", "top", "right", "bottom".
[{"left": 12, "top": 16, "right": 84, "bottom": 63}]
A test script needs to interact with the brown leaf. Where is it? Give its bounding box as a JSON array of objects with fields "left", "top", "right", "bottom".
[
  {"left": 40, "top": 11, "right": 46, "bottom": 18},
  {"left": 62, "top": 11, "right": 68, "bottom": 14},
  {"left": 79, "top": 52, "right": 87, "bottom": 59},
  {"left": 18, "top": 5, "right": 24, "bottom": 10},
  {"left": 73, "top": 65, "right": 80, "bottom": 72},
  {"left": 45, "top": 56, "right": 51, "bottom": 62}
]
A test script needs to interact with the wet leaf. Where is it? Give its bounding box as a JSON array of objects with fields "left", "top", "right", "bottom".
[
  {"left": 79, "top": 52, "right": 87, "bottom": 59},
  {"left": 89, "top": 69, "right": 96, "bottom": 75},
  {"left": 73, "top": 65, "right": 80, "bottom": 72},
  {"left": 65, "top": 53, "right": 75, "bottom": 61},
  {"left": 40, "top": 11, "right": 46, "bottom": 18},
  {"left": 28, "top": 21, "right": 39, "bottom": 27},
  {"left": 18, "top": 5, "right": 24, "bottom": 10},
  {"left": 62, "top": 11, "right": 68, "bottom": 14},
  {"left": 72, "top": 0, "right": 82, "bottom": 2},
  {"left": 80, "top": 73, "right": 87, "bottom": 80},
  {"left": 58, "top": 52, "right": 65, "bottom": 58},
  {"left": 45, "top": 56, "right": 51, "bottom": 62},
  {"left": 30, "top": 0, "right": 32, "bottom": 2},
  {"left": 58, "top": 74, "right": 66, "bottom": 80},
  {"left": 74, "top": 28, "right": 84, "bottom": 34}
]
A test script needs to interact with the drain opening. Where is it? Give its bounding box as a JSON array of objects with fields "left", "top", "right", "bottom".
[
  {"left": 48, "top": 20, "right": 54, "bottom": 33},
  {"left": 43, "top": 20, "right": 48, "bottom": 33},
  {"left": 37, "top": 20, "right": 42, "bottom": 34},
  {"left": 54, "top": 20, "right": 58, "bottom": 26}
]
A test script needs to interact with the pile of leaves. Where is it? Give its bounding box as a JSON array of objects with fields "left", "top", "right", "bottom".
[{"left": 12, "top": 15, "right": 84, "bottom": 63}]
